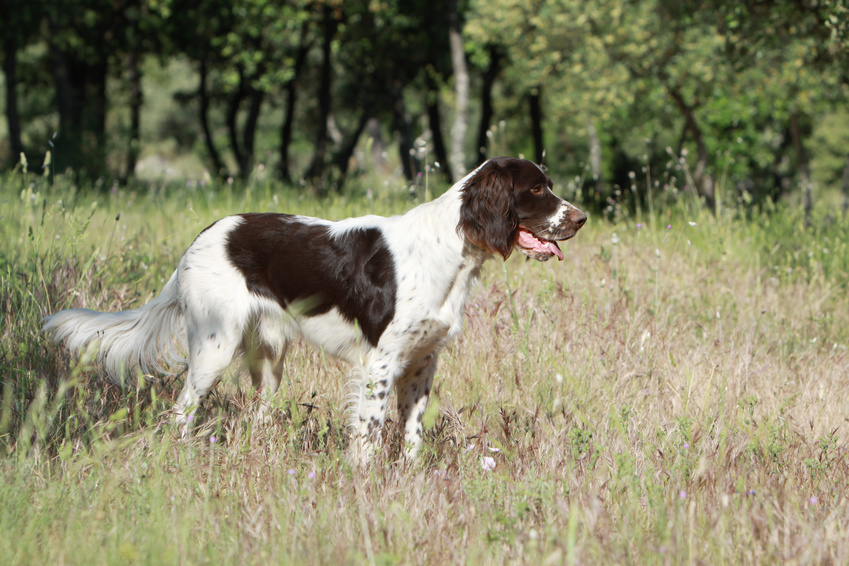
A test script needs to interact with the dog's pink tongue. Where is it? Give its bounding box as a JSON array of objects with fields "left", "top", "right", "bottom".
[
  {"left": 518, "top": 229, "right": 564, "bottom": 261},
  {"left": 547, "top": 240, "right": 564, "bottom": 261}
]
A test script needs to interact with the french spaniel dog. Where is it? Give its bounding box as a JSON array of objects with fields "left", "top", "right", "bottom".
[{"left": 42, "top": 157, "right": 586, "bottom": 463}]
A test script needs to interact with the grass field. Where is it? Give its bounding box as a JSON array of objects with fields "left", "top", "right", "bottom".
[{"left": 1, "top": 169, "right": 848, "bottom": 564}]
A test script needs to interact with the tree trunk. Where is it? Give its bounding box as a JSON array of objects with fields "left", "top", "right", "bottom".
[
  {"left": 789, "top": 111, "right": 813, "bottom": 226},
  {"left": 586, "top": 116, "right": 603, "bottom": 196},
  {"left": 124, "top": 47, "right": 142, "bottom": 183},
  {"left": 279, "top": 35, "right": 312, "bottom": 183},
  {"left": 198, "top": 60, "right": 226, "bottom": 177},
  {"left": 448, "top": 0, "right": 468, "bottom": 179},
  {"left": 366, "top": 117, "right": 387, "bottom": 171},
  {"left": 49, "top": 35, "right": 107, "bottom": 179},
  {"left": 667, "top": 84, "right": 714, "bottom": 208},
  {"left": 241, "top": 86, "right": 264, "bottom": 176},
  {"left": 226, "top": 70, "right": 247, "bottom": 178},
  {"left": 3, "top": 36, "right": 25, "bottom": 168},
  {"left": 306, "top": 5, "right": 338, "bottom": 184},
  {"left": 476, "top": 46, "right": 501, "bottom": 165},
  {"left": 425, "top": 73, "right": 451, "bottom": 182},
  {"left": 393, "top": 90, "right": 418, "bottom": 183},
  {"left": 334, "top": 107, "right": 373, "bottom": 189},
  {"left": 528, "top": 87, "right": 544, "bottom": 164}
]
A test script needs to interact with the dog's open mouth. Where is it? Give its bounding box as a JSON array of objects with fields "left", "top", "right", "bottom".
[{"left": 516, "top": 227, "right": 564, "bottom": 261}]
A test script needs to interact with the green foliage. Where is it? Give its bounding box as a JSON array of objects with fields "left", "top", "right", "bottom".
[{"left": 2, "top": 0, "right": 849, "bottom": 215}]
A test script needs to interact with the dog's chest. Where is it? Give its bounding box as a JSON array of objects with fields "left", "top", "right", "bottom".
[{"left": 394, "top": 254, "right": 483, "bottom": 346}]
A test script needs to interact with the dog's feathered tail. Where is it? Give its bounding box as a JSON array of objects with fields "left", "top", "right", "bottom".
[{"left": 41, "top": 270, "right": 186, "bottom": 385}]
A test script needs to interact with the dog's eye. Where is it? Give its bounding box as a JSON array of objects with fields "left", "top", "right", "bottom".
[{"left": 531, "top": 186, "right": 544, "bottom": 195}]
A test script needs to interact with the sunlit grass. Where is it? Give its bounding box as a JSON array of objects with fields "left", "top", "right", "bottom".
[{"left": 1, "top": 169, "right": 848, "bottom": 563}]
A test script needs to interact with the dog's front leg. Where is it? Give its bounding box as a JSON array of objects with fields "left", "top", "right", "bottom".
[
  {"left": 348, "top": 352, "right": 403, "bottom": 465},
  {"left": 396, "top": 353, "right": 437, "bottom": 461}
]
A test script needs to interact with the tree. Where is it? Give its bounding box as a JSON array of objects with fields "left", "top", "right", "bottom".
[{"left": 0, "top": 1, "right": 39, "bottom": 168}]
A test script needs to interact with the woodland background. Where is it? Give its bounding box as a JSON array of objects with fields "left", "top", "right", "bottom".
[{"left": 3, "top": 0, "right": 849, "bottom": 213}]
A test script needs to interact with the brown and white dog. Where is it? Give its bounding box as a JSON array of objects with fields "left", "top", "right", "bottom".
[{"left": 42, "top": 157, "right": 586, "bottom": 463}]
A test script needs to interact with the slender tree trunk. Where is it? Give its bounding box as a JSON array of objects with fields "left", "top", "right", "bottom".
[
  {"left": 334, "top": 107, "right": 373, "bottom": 189},
  {"left": 49, "top": 35, "right": 107, "bottom": 179},
  {"left": 124, "top": 47, "right": 142, "bottom": 182},
  {"left": 425, "top": 73, "right": 451, "bottom": 182},
  {"left": 198, "top": 60, "right": 225, "bottom": 177},
  {"left": 528, "top": 87, "right": 544, "bottom": 164},
  {"left": 587, "top": 116, "right": 603, "bottom": 196},
  {"left": 226, "top": 70, "right": 247, "bottom": 178},
  {"left": 393, "top": 90, "right": 418, "bottom": 183},
  {"left": 448, "top": 0, "right": 468, "bottom": 179},
  {"left": 366, "top": 117, "right": 386, "bottom": 171},
  {"left": 667, "top": 84, "right": 714, "bottom": 208},
  {"left": 3, "top": 36, "right": 25, "bottom": 168},
  {"left": 306, "top": 5, "right": 338, "bottom": 184},
  {"left": 87, "top": 58, "right": 108, "bottom": 179},
  {"left": 241, "top": 86, "right": 264, "bottom": 176},
  {"left": 789, "top": 111, "right": 813, "bottom": 226},
  {"left": 675, "top": 120, "right": 688, "bottom": 158},
  {"left": 279, "top": 37, "right": 312, "bottom": 183},
  {"left": 476, "top": 46, "right": 501, "bottom": 164},
  {"left": 50, "top": 38, "right": 81, "bottom": 174}
]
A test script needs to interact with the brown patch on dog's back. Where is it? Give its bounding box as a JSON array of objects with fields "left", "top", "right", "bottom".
[{"left": 225, "top": 213, "right": 397, "bottom": 346}]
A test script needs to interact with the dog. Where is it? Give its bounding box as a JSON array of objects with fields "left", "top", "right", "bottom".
[{"left": 42, "top": 157, "right": 586, "bottom": 463}]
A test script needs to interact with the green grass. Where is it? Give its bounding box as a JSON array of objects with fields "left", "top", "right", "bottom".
[{"left": 1, "top": 169, "right": 848, "bottom": 564}]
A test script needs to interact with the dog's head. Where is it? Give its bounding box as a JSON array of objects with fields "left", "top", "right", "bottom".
[{"left": 458, "top": 157, "right": 587, "bottom": 261}]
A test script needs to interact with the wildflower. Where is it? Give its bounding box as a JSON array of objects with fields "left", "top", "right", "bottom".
[
  {"left": 308, "top": 471, "right": 316, "bottom": 480},
  {"left": 809, "top": 496, "right": 818, "bottom": 505},
  {"left": 636, "top": 223, "right": 642, "bottom": 230},
  {"left": 682, "top": 443, "right": 689, "bottom": 449},
  {"left": 611, "top": 233, "right": 620, "bottom": 245},
  {"left": 488, "top": 447, "right": 500, "bottom": 453},
  {"left": 679, "top": 490, "right": 687, "bottom": 499},
  {"left": 464, "top": 444, "right": 476, "bottom": 454},
  {"left": 746, "top": 490, "right": 756, "bottom": 496},
  {"left": 209, "top": 435, "right": 217, "bottom": 444},
  {"left": 666, "top": 224, "right": 672, "bottom": 230},
  {"left": 688, "top": 221, "right": 697, "bottom": 227},
  {"left": 555, "top": 373, "right": 564, "bottom": 383},
  {"left": 287, "top": 469, "right": 296, "bottom": 476},
  {"left": 187, "top": 414, "right": 194, "bottom": 423},
  {"left": 481, "top": 456, "right": 496, "bottom": 471}
]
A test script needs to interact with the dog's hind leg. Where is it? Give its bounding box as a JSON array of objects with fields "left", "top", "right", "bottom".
[
  {"left": 244, "top": 315, "right": 289, "bottom": 396},
  {"left": 243, "top": 320, "right": 288, "bottom": 422},
  {"left": 174, "top": 317, "right": 240, "bottom": 435}
]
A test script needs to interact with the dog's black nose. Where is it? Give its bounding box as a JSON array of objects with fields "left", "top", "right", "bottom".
[{"left": 573, "top": 211, "right": 587, "bottom": 227}]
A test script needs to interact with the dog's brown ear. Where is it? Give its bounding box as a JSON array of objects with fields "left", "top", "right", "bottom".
[{"left": 458, "top": 165, "right": 518, "bottom": 259}]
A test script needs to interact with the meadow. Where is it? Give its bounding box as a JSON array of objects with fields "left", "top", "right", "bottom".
[{"left": 1, "top": 168, "right": 848, "bottom": 564}]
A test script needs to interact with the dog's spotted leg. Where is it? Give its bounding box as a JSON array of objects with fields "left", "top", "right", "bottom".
[
  {"left": 396, "top": 353, "right": 437, "bottom": 460},
  {"left": 244, "top": 327, "right": 288, "bottom": 423},
  {"left": 349, "top": 351, "right": 404, "bottom": 465},
  {"left": 174, "top": 320, "right": 240, "bottom": 436}
]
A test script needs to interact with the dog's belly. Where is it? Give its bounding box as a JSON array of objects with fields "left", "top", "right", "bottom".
[{"left": 296, "top": 308, "right": 370, "bottom": 364}]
